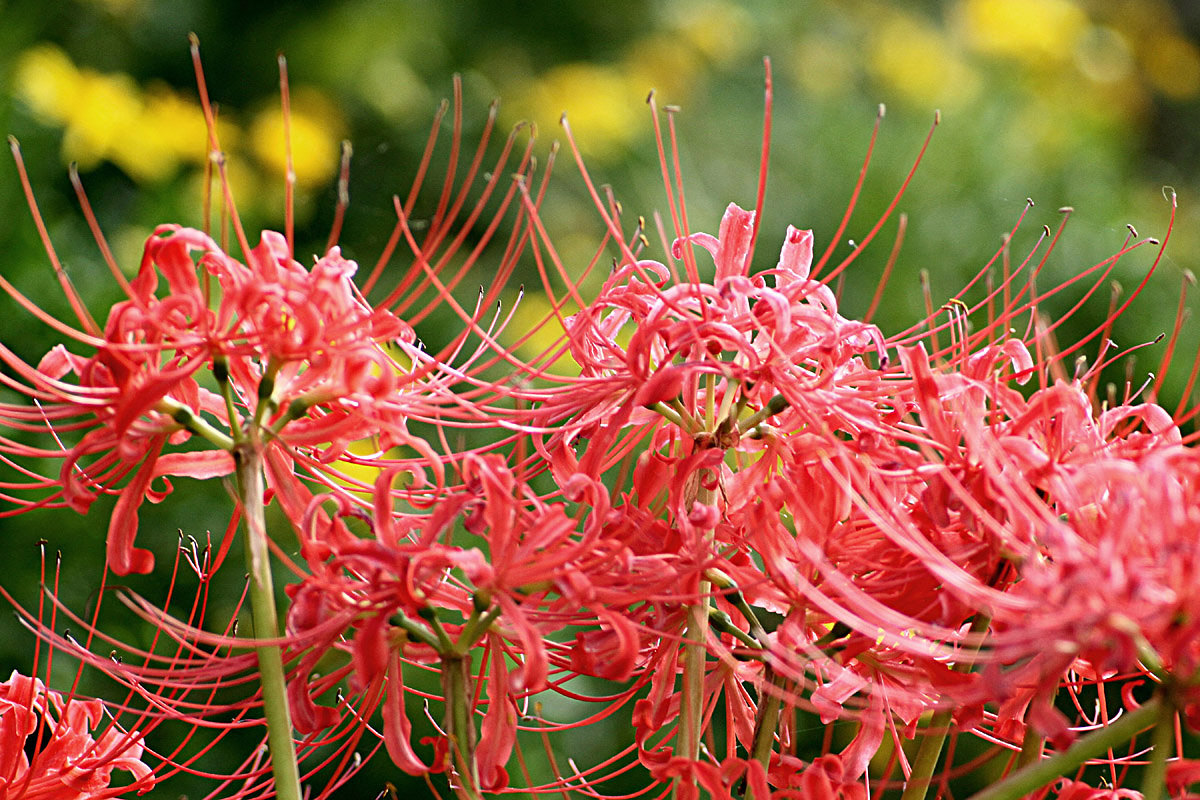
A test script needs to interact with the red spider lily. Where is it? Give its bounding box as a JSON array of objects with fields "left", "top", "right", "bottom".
[
  {"left": 0, "top": 43, "right": 557, "bottom": 578},
  {"left": 5, "top": 37, "right": 1198, "bottom": 800},
  {"left": 1, "top": 527, "right": 395, "bottom": 800},
  {"left": 0, "top": 42, "right": 565, "bottom": 800},
  {"left": 460, "top": 54, "right": 1189, "bottom": 800},
  {"left": 0, "top": 670, "right": 153, "bottom": 799},
  {"left": 284, "top": 452, "right": 682, "bottom": 792}
]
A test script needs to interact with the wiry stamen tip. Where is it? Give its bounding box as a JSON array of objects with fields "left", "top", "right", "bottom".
[
  {"left": 7, "top": 134, "right": 20, "bottom": 155},
  {"left": 877, "top": 103, "right": 886, "bottom": 119},
  {"left": 933, "top": 108, "right": 941, "bottom": 125},
  {"left": 1026, "top": 197, "right": 1035, "bottom": 208},
  {"left": 1058, "top": 206, "right": 1074, "bottom": 214},
  {"left": 646, "top": 89, "right": 655, "bottom": 104},
  {"left": 1127, "top": 224, "right": 1138, "bottom": 238}
]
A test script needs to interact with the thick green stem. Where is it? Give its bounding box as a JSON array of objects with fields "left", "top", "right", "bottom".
[
  {"left": 442, "top": 653, "right": 482, "bottom": 799},
  {"left": 1140, "top": 696, "right": 1175, "bottom": 800},
  {"left": 681, "top": 588, "right": 710, "bottom": 761},
  {"left": 235, "top": 445, "right": 303, "bottom": 800},
  {"left": 1016, "top": 727, "right": 1045, "bottom": 769},
  {"left": 681, "top": 486, "right": 717, "bottom": 759},
  {"left": 679, "top": 480, "right": 716, "bottom": 796},
  {"left": 967, "top": 698, "right": 1163, "bottom": 800},
  {"left": 902, "top": 612, "right": 993, "bottom": 800},
  {"left": 901, "top": 708, "right": 954, "bottom": 800},
  {"left": 748, "top": 668, "right": 787, "bottom": 773}
]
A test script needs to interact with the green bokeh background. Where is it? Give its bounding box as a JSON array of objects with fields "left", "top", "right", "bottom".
[{"left": 1, "top": 0, "right": 1199, "bottom": 796}]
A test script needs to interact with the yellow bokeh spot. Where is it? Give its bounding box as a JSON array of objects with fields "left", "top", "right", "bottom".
[
  {"left": 59, "top": 70, "right": 144, "bottom": 172},
  {"left": 13, "top": 43, "right": 240, "bottom": 183},
  {"left": 502, "top": 290, "right": 580, "bottom": 377},
  {"left": 519, "top": 62, "right": 645, "bottom": 159},
  {"left": 83, "top": 0, "right": 142, "bottom": 15},
  {"left": 250, "top": 88, "right": 346, "bottom": 188},
  {"left": 1073, "top": 25, "right": 1134, "bottom": 85},
  {"left": 625, "top": 35, "right": 703, "bottom": 103},
  {"left": 1141, "top": 33, "right": 1200, "bottom": 100},
  {"left": 14, "top": 44, "right": 81, "bottom": 125},
  {"left": 112, "top": 84, "right": 212, "bottom": 183},
  {"left": 868, "top": 13, "right": 979, "bottom": 108},
  {"left": 793, "top": 36, "right": 858, "bottom": 99},
  {"left": 669, "top": 0, "right": 754, "bottom": 66},
  {"left": 959, "top": 0, "right": 1088, "bottom": 64}
]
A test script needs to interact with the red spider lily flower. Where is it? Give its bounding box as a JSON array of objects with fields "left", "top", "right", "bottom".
[
  {"left": 1, "top": 51, "right": 553, "bottom": 577},
  {"left": 0, "top": 670, "right": 154, "bottom": 799},
  {"left": 285, "top": 452, "right": 683, "bottom": 790}
]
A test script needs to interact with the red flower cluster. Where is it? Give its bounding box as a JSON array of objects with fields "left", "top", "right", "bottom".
[{"left": 2, "top": 49, "right": 1197, "bottom": 800}]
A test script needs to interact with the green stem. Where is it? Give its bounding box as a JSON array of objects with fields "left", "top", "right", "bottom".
[
  {"left": 442, "top": 653, "right": 482, "bottom": 799},
  {"left": 967, "top": 698, "right": 1163, "bottom": 800},
  {"left": 1141, "top": 696, "right": 1175, "bottom": 800},
  {"left": 234, "top": 444, "right": 303, "bottom": 800},
  {"left": 1016, "top": 728, "right": 1044, "bottom": 769},
  {"left": 680, "top": 469, "right": 719, "bottom": 778},
  {"left": 902, "top": 612, "right": 993, "bottom": 800},
  {"left": 902, "top": 708, "right": 954, "bottom": 800},
  {"left": 737, "top": 393, "right": 790, "bottom": 434},
  {"left": 681, "top": 587, "right": 709, "bottom": 762},
  {"left": 747, "top": 668, "right": 788, "bottom": 779}
]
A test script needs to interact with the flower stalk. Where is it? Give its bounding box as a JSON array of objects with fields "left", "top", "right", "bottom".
[
  {"left": 967, "top": 698, "right": 1163, "bottom": 800},
  {"left": 442, "top": 651, "right": 482, "bottom": 799},
  {"left": 234, "top": 440, "right": 303, "bottom": 800},
  {"left": 902, "top": 612, "right": 993, "bottom": 800}
]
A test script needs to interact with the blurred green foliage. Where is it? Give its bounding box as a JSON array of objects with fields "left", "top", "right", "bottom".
[{"left": 2, "top": 0, "right": 1200, "bottom": 796}]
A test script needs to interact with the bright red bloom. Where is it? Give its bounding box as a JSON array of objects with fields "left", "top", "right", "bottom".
[{"left": 0, "top": 670, "right": 154, "bottom": 799}]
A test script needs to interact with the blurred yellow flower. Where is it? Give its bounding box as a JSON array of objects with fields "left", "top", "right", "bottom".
[
  {"left": 249, "top": 88, "right": 347, "bottom": 189},
  {"left": 667, "top": 0, "right": 754, "bottom": 66},
  {"left": 1141, "top": 32, "right": 1200, "bottom": 100},
  {"left": 518, "top": 63, "right": 645, "bottom": 159},
  {"left": 793, "top": 36, "right": 858, "bottom": 99},
  {"left": 13, "top": 44, "right": 238, "bottom": 182},
  {"left": 502, "top": 290, "right": 581, "bottom": 377},
  {"left": 113, "top": 84, "right": 213, "bottom": 182},
  {"left": 867, "top": 12, "right": 979, "bottom": 108},
  {"left": 959, "top": 0, "right": 1087, "bottom": 64}
]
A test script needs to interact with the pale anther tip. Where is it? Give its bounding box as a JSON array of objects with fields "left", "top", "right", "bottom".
[{"left": 1058, "top": 206, "right": 1073, "bottom": 214}]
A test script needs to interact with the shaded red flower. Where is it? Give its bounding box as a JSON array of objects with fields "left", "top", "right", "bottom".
[{"left": 0, "top": 670, "right": 154, "bottom": 799}]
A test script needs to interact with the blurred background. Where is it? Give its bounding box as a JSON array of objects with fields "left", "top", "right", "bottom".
[{"left": 2, "top": 0, "right": 1200, "bottom": 796}]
